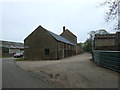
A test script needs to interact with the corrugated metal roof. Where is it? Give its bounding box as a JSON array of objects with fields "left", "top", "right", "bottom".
[{"left": 47, "top": 30, "right": 75, "bottom": 45}]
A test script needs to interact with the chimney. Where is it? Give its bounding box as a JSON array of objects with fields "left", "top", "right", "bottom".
[{"left": 63, "top": 26, "right": 65, "bottom": 32}]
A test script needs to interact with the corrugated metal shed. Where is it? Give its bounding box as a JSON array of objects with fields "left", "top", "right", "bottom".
[{"left": 47, "top": 30, "right": 75, "bottom": 45}]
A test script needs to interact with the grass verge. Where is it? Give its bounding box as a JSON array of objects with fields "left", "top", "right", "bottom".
[{"left": 15, "top": 58, "right": 26, "bottom": 61}]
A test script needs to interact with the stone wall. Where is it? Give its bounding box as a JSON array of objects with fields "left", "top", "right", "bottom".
[
  {"left": 94, "top": 32, "right": 120, "bottom": 51},
  {"left": 60, "top": 27, "right": 77, "bottom": 44},
  {"left": 57, "top": 41, "right": 75, "bottom": 59},
  {"left": 24, "top": 27, "right": 57, "bottom": 60},
  {"left": 94, "top": 38, "right": 115, "bottom": 46}
]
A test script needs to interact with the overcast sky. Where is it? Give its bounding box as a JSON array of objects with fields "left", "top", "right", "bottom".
[{"left": 1, "top": 0, "right": 116, "bottom": 43}]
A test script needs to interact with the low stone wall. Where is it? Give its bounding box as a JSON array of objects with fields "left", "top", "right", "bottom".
[{"left": 92, "top": 50, "right": 120, "bottom": 72}]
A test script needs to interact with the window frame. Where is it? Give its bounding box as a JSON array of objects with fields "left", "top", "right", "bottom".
[{"left": 45, "top": 49, "right": 49, "bottom": 55}]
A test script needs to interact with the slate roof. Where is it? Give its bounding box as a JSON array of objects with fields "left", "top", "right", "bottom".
[
  {"left": 0, "top": 40, "right": 24, "bottom": 49},
  {"left": 47, "top": 30, "right": 75, "bottom": 45},
  {"left": 24, "top": 25, "right": 75, "bottom": 45}
]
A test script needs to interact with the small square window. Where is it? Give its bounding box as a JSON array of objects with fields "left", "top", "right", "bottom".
[{"left": 45, "top": 49, "right": 49, "bottom": 55}]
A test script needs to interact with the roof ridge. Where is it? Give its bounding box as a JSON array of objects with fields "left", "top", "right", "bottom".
[
  {"left": 65, "top": 29, "right": 77, "bottom": 37},
  {"left": 24, "top": 25, "right": 75, "bottom": 45}
]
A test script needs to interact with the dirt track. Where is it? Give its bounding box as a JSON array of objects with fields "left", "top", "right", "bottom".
[{"left": 16, "top": 53, "right": 119, "bottom": 88}]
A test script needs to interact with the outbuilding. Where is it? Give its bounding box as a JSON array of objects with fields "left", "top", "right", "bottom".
[{"left": 24, "top": 25, "right": 75, "bottom": 60}]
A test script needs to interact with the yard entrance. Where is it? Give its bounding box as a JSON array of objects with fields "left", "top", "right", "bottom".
[{"left": 16, "top": 53, "right": 118, "bottom": 88}]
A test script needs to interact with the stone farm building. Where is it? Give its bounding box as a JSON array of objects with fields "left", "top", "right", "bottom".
[
  {"left": 92, "top": 32, "right": 120, "bottom": 72},
  {"left": 60, "top": 26, "right": 83, "bottom": 54},
  {"left": 24, "top": 25, "right": 82, "bottom": 60},
  {"left": 93, "top": 31, "right": 120, "bottom": 51}
]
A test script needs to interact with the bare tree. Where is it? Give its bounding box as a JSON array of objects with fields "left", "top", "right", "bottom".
[
  {"left": 101, "top": 0, "right": 119, "bottom": 21},
  {"left": 101, "top": 0, "right": 120, "bottom": 30},
  {"left": 88, "top": 29, "right": 109, "bottom": 40},
  {"left": 87, "top": 29, "right": 109, "bottom": 51}
]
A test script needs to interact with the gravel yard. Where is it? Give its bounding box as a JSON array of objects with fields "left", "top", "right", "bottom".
[{"left": 16, "top": 53, "right": 119, "bottom": 88}]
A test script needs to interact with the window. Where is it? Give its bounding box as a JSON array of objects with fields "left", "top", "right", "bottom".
[{"left": 45, "top": 49, "right": 49, "bottom": 55}]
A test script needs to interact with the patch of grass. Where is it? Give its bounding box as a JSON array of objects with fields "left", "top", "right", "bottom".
[{"left": 15, "top": 58, "right": 26, "bottom": 61}]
